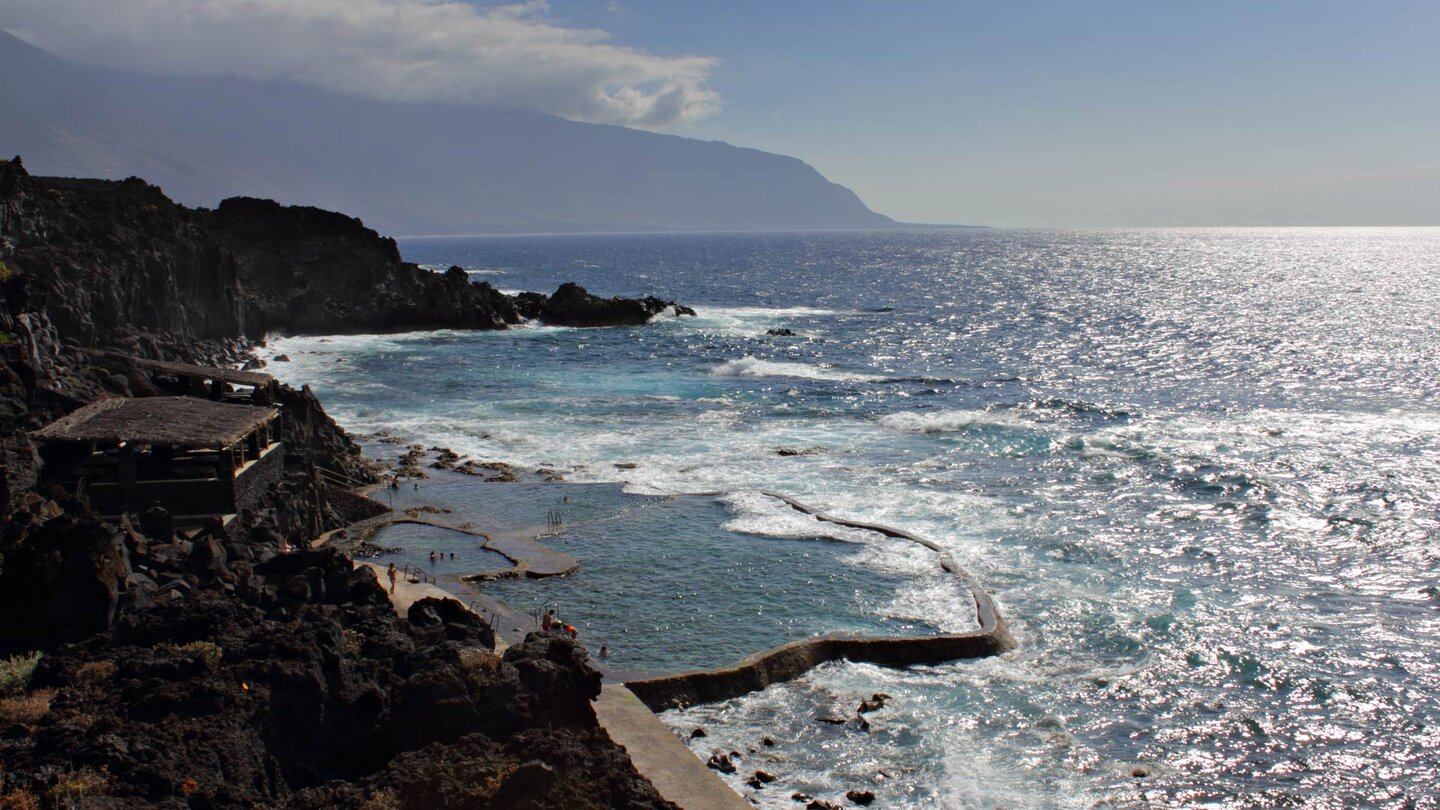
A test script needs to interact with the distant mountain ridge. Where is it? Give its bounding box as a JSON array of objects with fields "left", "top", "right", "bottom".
[{"left": 0, "top": 30, "right": 898, "bottom": 235}]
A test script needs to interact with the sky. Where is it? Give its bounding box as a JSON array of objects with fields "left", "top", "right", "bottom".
[{"left": 2, "top": 0, "right": 1437, "bottom": 226}]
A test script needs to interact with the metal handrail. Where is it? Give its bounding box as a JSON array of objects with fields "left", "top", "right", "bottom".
[
  {"left": 316, "top": 464, "right": 365, "bottom": 489},
  {"left": 467, "top": 599, "right": 501, "bottom": 631},
  {"left": 401, "top": 562, "right": 437, "bottom": 585},
  {"left": 530, "top": 598, "right": 564, "bottom": 631}
]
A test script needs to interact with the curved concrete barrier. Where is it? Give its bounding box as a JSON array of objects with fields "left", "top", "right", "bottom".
[{"left": 624, "top": 492, "right": 1016, "bottom": 711}]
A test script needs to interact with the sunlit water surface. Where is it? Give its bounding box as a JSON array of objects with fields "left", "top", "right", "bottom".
[{"left": 264, "top": 228, "right": 1440, "bottom": 808}]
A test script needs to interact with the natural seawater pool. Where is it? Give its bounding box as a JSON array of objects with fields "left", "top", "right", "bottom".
[
  {"left": 364, "top": 471, "right": 941, "bottom": 673},
  {"left": 482, "top": 494, "right": 939, "bottom": 673},
  {"left": 369, "top": 523, "right": 511, "bottom": 578}
]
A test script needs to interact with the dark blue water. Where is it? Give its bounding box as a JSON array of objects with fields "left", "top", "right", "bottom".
[{"left": 267, "top": 228, "right": 1440, "bottom": 808}]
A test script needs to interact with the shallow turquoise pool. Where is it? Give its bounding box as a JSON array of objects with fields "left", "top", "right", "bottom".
[{"left": 483, "top": 494, "right": 936, "bottom": 674}]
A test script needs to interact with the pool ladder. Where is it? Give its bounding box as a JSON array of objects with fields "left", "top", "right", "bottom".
[
  {"left": 466, "top": 599, "right": 502, "bottom": 633},
  {"left": 401, "top": 562, "right": 437, "bottom": 585}
]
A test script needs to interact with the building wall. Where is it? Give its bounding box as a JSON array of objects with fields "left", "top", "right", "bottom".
[
  {"left": 233, "top": 443, "right": 284, "bottom": 513},
  {"left": 87, "top": 442, "right": 284, "bottom": 516}
]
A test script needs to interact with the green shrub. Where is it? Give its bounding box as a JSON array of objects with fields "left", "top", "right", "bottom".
[{"left": 0, "top": 653, "right": 40, "bottom": 698}]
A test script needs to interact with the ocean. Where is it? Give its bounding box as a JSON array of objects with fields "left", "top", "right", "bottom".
[{"left": 262, "top": 227, "right": 1440, "bottom": 808}]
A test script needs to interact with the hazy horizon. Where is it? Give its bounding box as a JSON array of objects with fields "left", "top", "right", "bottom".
[{"left": 2, "top": 0, "right": 1436, "bottom": 227}]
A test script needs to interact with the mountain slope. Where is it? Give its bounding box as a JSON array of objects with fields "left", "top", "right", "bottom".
[{"left": 0, "top": 30, "right": 896, "bottom": 235}]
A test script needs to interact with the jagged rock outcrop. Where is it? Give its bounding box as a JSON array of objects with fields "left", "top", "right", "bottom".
[
  {"left": 212, "top": 198, "right": 522, "bottom": 337},
  {"left": 537, "top": 282, "right": 695, "bottom": 328},
  {"left": 407, "top": 596, "right": 496, "bottom": 649},
  {"left": 0, "top": 169, "right": 244, "bottom": 347}
]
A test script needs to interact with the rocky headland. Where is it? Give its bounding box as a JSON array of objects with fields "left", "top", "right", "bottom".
[{"left": 0, "top": 157, "right": 688, "bottom": 808}]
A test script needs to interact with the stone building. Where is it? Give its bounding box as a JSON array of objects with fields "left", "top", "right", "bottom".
[{"left": 32, "top": 395, "right": 283, "bottom": 518}]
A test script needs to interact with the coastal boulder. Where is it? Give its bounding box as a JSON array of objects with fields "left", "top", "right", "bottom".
[
  {"left": 505, "top": 633, "right": 604, "bottom": 726},
  {"left": 408, "top": 596, "right": 497, "bottom": 649}
]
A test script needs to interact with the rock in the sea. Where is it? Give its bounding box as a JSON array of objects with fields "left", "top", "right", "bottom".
[
  {"left": 767, "top": 328, "right": 797, "bottom": 336},
  {"left": 846, "top": 788, "right": 877, "bottom": 805},
  {"left": 512, "top": 290, "right": 549, "bottom": 320},
  {"left": 707, "top": 752, "right": 737, "bottom": 773},
  {"left": 536, "top": 282, "right": 694, "bottom": 328},
  {"left": 858, "top": 692, "right": 891, "bottom": 713},
  {"left": 776, "top": 447, "right": 825, "bottom": 457}
]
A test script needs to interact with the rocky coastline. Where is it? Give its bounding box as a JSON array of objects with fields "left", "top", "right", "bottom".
[{"left": 0, "top": 158, "right": 690, "bottom": 808}]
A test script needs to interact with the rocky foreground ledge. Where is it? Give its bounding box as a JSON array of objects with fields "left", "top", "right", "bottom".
[{"left": 0, "top": 158, "right": 681, "bottom": 808}]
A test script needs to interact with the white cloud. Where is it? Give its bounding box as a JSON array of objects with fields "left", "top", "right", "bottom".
[{"left": 0, "top": 0, "right": 720, "bottom": 127}]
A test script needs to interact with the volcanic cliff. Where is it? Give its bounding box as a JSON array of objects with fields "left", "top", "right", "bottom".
[{"left": 0, "top": 158, "right": 678, "bottom": 808}]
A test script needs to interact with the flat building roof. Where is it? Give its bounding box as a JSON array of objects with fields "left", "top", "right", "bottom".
[{"left": 33, "top": 396, "right": 279, "bottom": 449}]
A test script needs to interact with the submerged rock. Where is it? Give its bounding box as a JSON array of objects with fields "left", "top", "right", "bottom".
[{"left": 707, "top": 752, "right": 737, "bottom": 774}]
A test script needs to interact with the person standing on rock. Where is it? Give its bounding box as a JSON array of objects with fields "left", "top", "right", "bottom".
[
  {"left": 387, "top": 562, "right": 398, "bottom": 594},
  {"left": 542, "top": 609, "right": 555, "bottom": 633}
]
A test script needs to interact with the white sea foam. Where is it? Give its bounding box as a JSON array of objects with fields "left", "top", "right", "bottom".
[
  {"left": 710, "top": 356, "right": 881, "bottom": 383},
  {"left": 417, "top": 263, "right": 507, "bottom": 276},
  {"left": 719, "top": 491, "right": 879, "bottom": 544},
  {"left": 879, "top": 408, "right": 1030, "bottom": 433},
  {"left": 661, "top": 304, "right": 858, "bottom": 338}
]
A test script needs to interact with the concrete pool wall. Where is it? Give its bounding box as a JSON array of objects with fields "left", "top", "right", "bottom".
[{"left": 624, "top": 491, "right": 1016, "bottom": 711}]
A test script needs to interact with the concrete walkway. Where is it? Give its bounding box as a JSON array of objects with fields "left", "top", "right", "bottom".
[
  {"left": 359, "top": 561, "right": 510, "bottom": 652},
  {"left": 594, "top": 685, "right": 751, "bottom": 810},
  {"left": 360, "top": 561, "right": 463, "bottom": 616}
]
